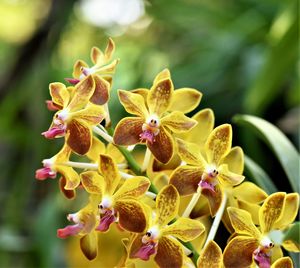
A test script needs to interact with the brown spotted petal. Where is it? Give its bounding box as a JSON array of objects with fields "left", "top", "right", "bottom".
[
  {"left": 271, "top": 257, "right": 293, "bottom": 268},
  {"left": 223, "top": 236, "right": 259, "bottom": 268},
  {"left": 169, "top": 165, "right": 202, "bottom": 196},
  {"left": 80, "top": 171, "right": 105, "bottom": 196},
  {"left": 147, "top": 126, "right": 174, "bottom": 164},
  {"left": 153, "top": 69, "right": 171, "bottom": 84},
  {"left": 147, "top": 78, "right": 174, "bottom": 115},
  {"left": 90, "top": 75, "right": 110, "bottom": 105},
  {"left": 154, "top": 236, "right": 183, "bottom": 268},
  {"left": 202, "top": 184, "right": 223, "bottom": 217},
  {"left": 113, "top": 117, "right": 144, "bottom": 146},
  {"left": 162, "top": 218, "right": 204, "bottom": 242},
  {"left": 115, "top": 199, "right": 147, "bottom": 233},
  {"left": 49, "top": 82, "right": 69, "bottom": 108},
  {"left": 155, "top": 185, "right": 179, "bottom": 227},
  {"left": 197, "top": 240, "right": 223, "bottom": 268},
  {"left": 168, "top": 88, "right": 202, "bottom": 114},
  {"left": 161, "top": 111, "right": 197, "bottom": 133},
  {"left": 259, "top": 192, "right": 286, "bottom": 234},
  {"left": 66, "top": 119, "right": 92, "bottom": 155},
  {"left": 118, "top": 89, "right": 148, "bottom": 117},
  {"left": 80, "top": 232, "right": 98, "bottom": 260}
]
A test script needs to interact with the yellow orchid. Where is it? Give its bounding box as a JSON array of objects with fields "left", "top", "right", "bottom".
[
  {"left": 80, "top": 154, "right": 150, "bottom": 233},
  {"left": 129, "top": 185, "right": 205, "bottom": 268},
  {"left": 223, "top": 192, "right": 299, "bottom": 268},
  {"left": 114, "top": 69, "right": 198, "bottom": 164},
  {"left": 66, "top": 38, "right": 119, "bottom": 105},
  {"left": 170, "top": 123, "right": 245, "bottom": 216},
  {"left": 42, "top": 76, "right": 106, "bottom": 155},
  {"left": 35, "top": 142, "right": 80, "bottom": 190},
  {"left": 197, "top": 240, "right": 223, "bottom": 268}
]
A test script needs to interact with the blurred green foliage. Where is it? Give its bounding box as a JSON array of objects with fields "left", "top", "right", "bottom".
[{"left": 0, "top": 0, "right": 298, "bottom": 267}]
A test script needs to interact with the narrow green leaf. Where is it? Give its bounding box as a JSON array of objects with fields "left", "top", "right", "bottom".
[
  {"left": 233, "top": 114, "right": 300, "bottom": 193},
  {"left": 244, "top": 155, "right": 277, "bottom": 194},
  {"left": 283, "top": 222, "right": 300, "bottom": 245}
]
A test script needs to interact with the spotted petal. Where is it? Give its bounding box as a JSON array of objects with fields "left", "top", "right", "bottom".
[
  {"left": 118, "top": 90, "right": 148, "bottom": 117},
  {"left": 155, "top": 185, "right": 179, "bottom": 227},
  {"left": 153, "top": 69, "right": 171, "bottom": 84},
  {"left": 168, "top": 88, "right": 202, "bottom": 113},
  {"left": 205, "top": 124, "right": 232, "bottom": 165},
  {"left": 80, "top": 171, "right": 105, "bottom": 196},
  {"left": 154, "top": 236, "right": 183, "bottom": 268},
  {"left": 147, "top": 78, "right": 174, "bottom": 115},
  {"left": 169, "top": 165, "right": 202, "bottom": 196},
  {"left": 220, "top": 146, "right": 244, "bottom": 175},
  {"left": 227, "top": 207, "right": 261, "bottom": 239},
  {"left": 223, "top": 236, "right": 259, "bottom": 268},
  {"left": 162, "top": 218, "right": 204, "bottom": 242},
  {"left": 161, "top": 111, "right": 197, "bottom": 133},
  {"left": 80, "top": 232, "right": 98, "bottom": 260},
  {"left": 115, "top": 199, "right": 147, "bottom": 232},
  {"left": 113, "top": 176, "right": 150, "bottom": 201},
  {"left": 197, "top": 240, "right": 223, "bottom": 268},
  {"left": 49, "top": 82, "right": 69, "bottom": 108},
  {"left": 113, "top": 117, "right": 144, "bottom": 146},
  {"left": 90, "top": 75, "right": 110, "bottom": 105},
  {"left": 218, "top": 164, "right": 245, "bottom": 187},
  {"left": 71, "top": 103, "right": 105, "bottom": 125},
  {"left": 259, "top": 192, "right": 286, "bottom": 234},
  {"left": 271, "top": 257, "right": 293, "bottom": 268}
]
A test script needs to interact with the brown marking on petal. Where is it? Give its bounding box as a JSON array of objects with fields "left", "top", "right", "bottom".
[
  {"left": 59, "top": 176, "right": 76, "bottom": 199},
  {"left": 90, "top": 46, "right": 103, "bottom": 65},
  {"left": 153, "top": 69, "right": 171, "bottom": 84},
  {"left": 90, "top": 75, "right": 110, "bottom": 105},
  {"left": 115, "top": 200, "right": 147, "bottom": 232},
  {"left": 105, "top": 38, "right": 115, "bottom": 61},
  {"left": 72, "top": 60, "right": 88, "bottom": 78},
  {"left": 223, "top": 236, "right": 259, "bottom": 268},
  {"left": 169, "top": 166, "right": 202, "bottom": 196},
  {"left": 154, "top": 236, "right": 183, "bottom": 268},
  {"left": 272, "top": 257, "right": 293, "bottom": 268},
  {"left": 129, "top": 234, "right": 144, "bottom": 259},
  {"left": 202, "top": 184, "right": 223, "bottom": 217},
  {"left": 80, "top": 171, "right": 104, "bottom": 195},
  {"left": 113, "top": 117, "right": 144, "bottom": 146},
  {"left": 148, "top": 78, "right": 174, "bottom": 115},
  {"left": 147, "top": 126, "right": 174, "bottom": 164},
  {"left": 80, "top": 233, "right": 98, "bottom": 260},
  {"left": 197, "top": 240, "right": 222, "bottom": 268},
  {"left": 118, "top": 90, "right": 148, "bottom": 117},
  {"left": 161, "top": 111, "right": 197, "bottom": 133},
  {"left": 49, "top": 82, "right": 69, "bottom": 107},
  {"left": 67, "top": 119, "right": 92, "bottom": 155}
]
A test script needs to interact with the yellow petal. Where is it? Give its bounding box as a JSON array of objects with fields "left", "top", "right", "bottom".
[
  {"left": 168, "top": 88, "right": 202, "bottom": 113},
  {"left": 114, "top": 176, "right": 150, "bottom": 201},
  {"left": 153, "top": 69, "right": 171, "bottom": 84},
  {"left": 147, "top": 78, "right": 174, "bottom": 115},
  {"left": 161, "top": 111, "right": 197, "bottom": 133},
  {"left": 259, "top": 192, "right": 286, "bottom": 234},
  {"left": 106, "top": 143, "right": 125, "bottom": 164},
  {"left": 205, "top": 124, "right": 232, "bottom": 165},
  {"left": 162, "top": 217, "right": 205, "bottom": 242},
  {"left": 169, "top": 165, "right": 202, "bottom": 196},
  {"left": 223, "top": 236, "right": 259, "bottom": 268},
  {"left": 86, "top": 137, "right": 106, "bottom": 162},
  {"left": 118, "top": 90, "right": 148, "bottom": 117},
  {"left": 99, "top": 154, "right": 121, "bottom": 195},
  {"left": 49, "top": 82, "right": 69, "bottom": 108},
  {"left": 54, "top": 142, "right": 72, "bottom": 163},
  {"left": 273, "top": 193, "right": 299, "bottom": 229},
  {"left": 233, "top": 181, "right": 268, "bottom": 204},
  {"left": 271, "top": 245, "right": 283, "bottom": 264},
  {"left": 104, "top": 37, "right": 115, "bottom": 62},
  {"left": 113, "top": 117, "right": 144, "bottom": 146},
  {"left": 71, "top": 103, "right": 105, "bottom": 125},
  {"left": 90, "top": 75, "right": 110, "bottom": 105},
  {"left": 96, "top": 59, "right": 119, "bottom": 74},
  {"left": 80, "top": 171, "right": 105, "bottom": 195},
  {"left": 72, "top": 60, "right": 88, "bottom": 78},
  {"left": 80, "top": 232, "right": 98, "bottom": 260},
  {"left": 154, "top": 236, "right": 183, "bottom": 268},
  {"left": 68, "top": 75, "right": 95, "bottom": 111},
  {"left": 66, "top": 119, "right": 92, "bottom": 155},
  {"left": 115, "top": 199, "right": 147, "bottom": 233},
  {"left": 131, "top": 88, "right": 149, "bottom": 101},
  {"left": 227, "top": 207, "right": 261, "bottom": 239},
  {"left": 197, "top": 240, "right": 223, "bottom": 268},
  {"left": 282, "top": 240, "right": 300, "bottom": 252},
  {"left": 271, "top": 257, "right": 294, "bottom": 268},
  {"left": 59, "top": 176, "right": 76, "bottom": 199},
  {"left": 237, "top": 199, "right": 261, "bottom": 225},
  {"left": 90, "top": 46, "right": 103, "bottom": 65},
  {"left": 155, "top": 185, "right": 179, "bottom": 226},
  {"left": 202, "top": 184, "right": 223, "bottom": 217},
  {"left": 147, "top": 126, "right": 174, "bottom": 164},
  {"left": 220, "top": 146, "right": 244, "bottom": 175},
  {"left": 218, "top": 164, "right": 245, "bottom": 187},
  {"left": 56, "top": 166, "right": 81, "bottom": 190}
]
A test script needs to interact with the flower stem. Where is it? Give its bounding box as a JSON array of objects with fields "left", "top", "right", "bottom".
[
  {"left": 181, "top": 240, "right": 199, "bottom": 266},
  {"left": 104, "top": 103, "right": 111, "bottom": 127},
  {"left": 93, "top": 126, "right": 113, "bottom": 143},
  {"left": 62, "top": 161, "right": 98, "bottom": 170},
  {"left": 182, "top": 186, "right": 202, "bottom": 218},
  {"left": 141, "top": 147, "right": 151, "bottom": 172},
  {"left": 119, "top": 171, "right": 134, "bottom": 179},
  {"left": 203, "top": 191, "right": 227, "bottom": 248}
]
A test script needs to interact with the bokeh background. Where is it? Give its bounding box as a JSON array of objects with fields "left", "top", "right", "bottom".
[{"left": 0, "top": 0, "right": 298, "bottom": 267}]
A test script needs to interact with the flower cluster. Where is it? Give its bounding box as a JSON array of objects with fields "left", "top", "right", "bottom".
[{"left": 36, "top": 39, "right": 299, "bottom": 268}]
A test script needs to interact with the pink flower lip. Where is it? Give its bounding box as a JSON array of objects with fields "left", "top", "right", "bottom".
[
  {"left": 139, "top": 130, "right": 156, "bottom": 144},
  {"left": 253, "top": 247, "right": 271, "bottom": 268},
  {"left": 45, "top": 100, "right": 61, "bottom": 111},
  {"left": 65, "top": 78, "right": 80, "bottom": 85},
  {"left": 134, "top": 241, "right": 157, "bottom": 261},
  {"left": 57, "top": 223, "right": 83, "bottom": 239},
  {"left": 35, "top": 167, "right": 56, "bottom": 180},
  {"left": 42, "top": 126, "right": 65, "bottom": 139},
  {"left": 199, "top": 180, "right": 215, "bottom": 192},
  {"left": 96, "top": 210, "right": 116, "bottom": 232}
]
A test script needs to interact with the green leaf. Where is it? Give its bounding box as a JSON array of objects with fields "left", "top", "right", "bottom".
[
  {"left": 283, "top": 222, "right": 300, "bottom": 245},
  {"left": 244, "top": 155, "right": 277, "bottom": 194},
  {"left": 233, "top": 114, "right": 300, "bottom": 193}
]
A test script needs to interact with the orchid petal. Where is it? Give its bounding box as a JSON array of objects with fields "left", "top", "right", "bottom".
[
  {"left": 154, "top": 236, "right": 183, "bottom": 268},
  {"left": 220, "top": 146, "right": 244, "bottom": 175},
  {"left": 59, "top": 176, "right": 76, "bottom": 199},
  {"left": 161, "top": 111, "right": 197, "bottom": 133},
  {"left": 205, "top": 124, "right": 232, "bottom": 165},
  {"left": 233, "top": 181, "right": 268, "bottom": 204},
  {"left": 282, "top": 240, "right": 300, "bottom": 252},
  {"left": 90, "top": 75, "right": 110, "bottom": 105},
  {"left": 259, "top": 192, "right": 286, "bottom": 234},
  {"left": 153, "top": 69, "right": 171, "bottom": 84},
  {"left": 86, "top": 137, "right": 106, "bottom": 161},
  {"left": 106, "top": 143, "right": 125, "bottom": 164},
  {"left": 104, "top": 38, "right": 115, "bottom": 62},
  {"left": 95, "top": 59, "right": 119, "bottom": 74},
  {"left": 155, "top": 185, "right": 179, "bottom": 227},
  {"left": 237, "top": 199, "right": 261, "bottom": 225},
  {"left": 49, "top": 82, "right": 69, "bottom": 108},
  {"left": 90, "top": 46, "right": 104, "bottom": 65},
  {"left": 80, "top": 171, "right": 105, "bottom": 196},
  {"left": 197, "top": 240, "right": 223, "bottom": 268},
  {"left": 169, "top": 165, "right": 202, "bottom": 196},
  {"left": 202, "top": 184, "right": 223, "bottom": 217},
  {"left": 55, "top": 166, "right": 80, "bottom": 190},
  {"left": 71, "top": 103, "right": 105, "bottom": 125},
  {"left": 218, "top": 164, "right": 245, "bottom": 187},
  {"left": 118, "top": 90, "right": 148, "bottom": 117},
  {"left": 113, "top": 117, "right": 144, "bottom": 146},
  {"left": 72, "top": 60, "right": 88, "bottom": 78},
  {"left": 271, "top": 257, "right": 293, "bottom": 268},
  {"left": 80, "top": 232, "right": 98, "bottom": 260},
  {"left": 168, "top": 88, "right": 202, "bottom": 113}
]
